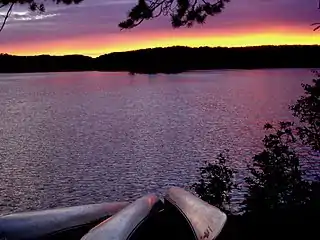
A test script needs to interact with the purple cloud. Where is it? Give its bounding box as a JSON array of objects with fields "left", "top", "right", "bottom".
[{"left": 0, "top": 0, "right": 319, "bottom": 47}]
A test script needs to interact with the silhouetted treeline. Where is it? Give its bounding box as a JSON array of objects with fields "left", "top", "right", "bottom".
[
  {"left": 192, "top": 74, "right": 320, "bottom": 240},
  {"left": 1, "top": 45, "right": 320, "bottom": 73},
  {"left": 0, "top": 54, "right": 94, "bottom": 73},
  {"left": 97, "top": 45, "right": 320, "bottom": 73}
]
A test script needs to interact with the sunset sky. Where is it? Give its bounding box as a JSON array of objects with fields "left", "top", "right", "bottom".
[{"left": 0, "top": 0, "right": 319, "bottom": 57}]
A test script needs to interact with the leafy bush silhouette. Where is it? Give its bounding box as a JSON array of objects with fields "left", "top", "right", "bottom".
[
  {"left": 192, "top": 151, "right": 236, "bottom": 213},
  {"left": 0, "top": 0, "right": 84, "bottom": 31},
  {"left": 119, "top": 0, "right": 230, "bottom": 29},
  {"left": 193, "top": 74, "right": 319, "bottom": 240},
  {"left": 290, "top": 73, "right": 320, "bottom": 151},
  {"left": 193, "top": 75, "right": 319, "bottom": 219},
  {"left": 243, "top": 122, "right": 313, "bottom": 215}
]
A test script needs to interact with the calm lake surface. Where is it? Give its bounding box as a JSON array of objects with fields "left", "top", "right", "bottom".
[{"left": 0, "top": 69, "right": 316, "bottom": 214}]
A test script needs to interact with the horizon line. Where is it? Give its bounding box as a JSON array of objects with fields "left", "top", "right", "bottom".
[{"left": 1, "top": 44, "right": 319, "bottom": 58}]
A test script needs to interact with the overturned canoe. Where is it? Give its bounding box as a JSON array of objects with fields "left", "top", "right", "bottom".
[
  {"left": 0, "top": 202, "right": 128, "bottom": 240},
  {"left": 0, "top": 188, "right": 227, "bottom": 240}
]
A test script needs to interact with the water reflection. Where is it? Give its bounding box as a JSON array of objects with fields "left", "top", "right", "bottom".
[{"left": 0, "top": 69, "right": 314, "bottom": 214}]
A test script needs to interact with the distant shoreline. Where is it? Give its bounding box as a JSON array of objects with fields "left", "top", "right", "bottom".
[
  {"left": 0, "top": 68, "right": 316, "bottom": 76},
  {"left": 1, "top": 45, "right": 319, "bottom": 74}
]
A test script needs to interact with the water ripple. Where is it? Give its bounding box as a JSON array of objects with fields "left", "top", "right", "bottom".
[{"left": 0, "top": 69, "right": 316, "bottom": 215}]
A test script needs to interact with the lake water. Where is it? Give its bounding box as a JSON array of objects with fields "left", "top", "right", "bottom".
[{"left": 0, "top": 69, "right": 316, "bottom": 215}]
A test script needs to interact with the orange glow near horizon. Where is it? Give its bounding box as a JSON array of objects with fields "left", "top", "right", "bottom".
[{"left": 1, "top": 27, "right": 319, "bottom": 57}]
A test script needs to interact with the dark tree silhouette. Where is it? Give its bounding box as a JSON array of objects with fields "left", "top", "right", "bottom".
[
  {"left": 95, "top": 45, "right": 320, "bottom": 74},
  {"left": 243, "top": 122, "right": 313, "bottom": 215},
  {"left": 192, "top": 73, "right": 319, "bottom": 226},
  {"left": 290, "top": 73, "right": 320, "bottom": 151},
  {"left": 243, "top": 71, "right": 320, "bottom": 218},
  {"left": 192, "top": 151, "right": 236, "bottom": 213},
  {"left": 119, "top": 0, "right": 230, "bottom": 28},
  {"left": 243, "top": 76, "right": 320, "bottom": 216},
  {"left": 0, "top": 0, "right": 230, "bottom": 32},
  {"left": 1, "top": 45, "right": 320, "bottom": 73},
  {"left": 0, "top": 0, "right": 83, "bottom": 31},
  {"left": 1, "top": 0, "right": 320, "bottom": 32},
  {"left": 311, "top": 0, "right": 320, "bottom": 30}
]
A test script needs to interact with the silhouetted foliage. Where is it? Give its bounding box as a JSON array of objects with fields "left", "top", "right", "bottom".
[
  {"left": 119, "top": 0, "right": 230, "bottom": 29},
  {"left": 290, "top": 73, "right": 320, "bottom": 151},
  {"left": 0, "top": 0, "right": 83, "bottom": 11},
  {"left": 243, "top": 122, "right": 313, "bottom": 215},
  {"left": 311, "top": 0, "right": 320, "bottom": 30},
  {"left": 96, "top": 45, "right": 320, "bottom": 74},
  {"left": 0, "top": 0, "right": 231, "bottom": 32},
  {"left": 193, "top": 76, "right": 319, "bottom": 240},
  {"left": 0, "top": 0, "right": 83, "bottom": 31},
  {"left": 0, "top": 54, "right": 93, "bottom": 72},
  {"left": 1, "top": 0, "right": 318, "bottom": 32},
  {"left": 192, "top": 151, "right": 236, "bottom": 213},
  {"left": 1, "top": 45, "right": 319, "bottom": 73}
]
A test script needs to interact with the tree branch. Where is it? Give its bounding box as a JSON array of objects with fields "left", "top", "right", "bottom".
[{"left": 0, "top": 3, "right": 14, "bottom": 32}]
